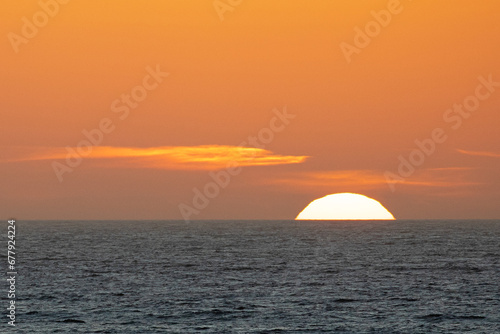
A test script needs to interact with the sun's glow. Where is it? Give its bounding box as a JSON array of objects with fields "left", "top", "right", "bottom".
[{"left": 296, "top": 193, "right": 395, "bottom": 220}]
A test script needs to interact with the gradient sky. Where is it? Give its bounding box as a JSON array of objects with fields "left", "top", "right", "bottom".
[{"left": 1, "top": 0, "right": 499, "bottom": 220}]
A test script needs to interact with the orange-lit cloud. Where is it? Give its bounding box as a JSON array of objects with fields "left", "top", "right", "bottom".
[
  {"left": 457, "top": 149, "right": 500, "bottom": 158},
  {"left": 1, "top": 145, "right": 308, "bottom": 170},
  {"left": 271, "top": 168, "right": 481, "bottom": 194}
]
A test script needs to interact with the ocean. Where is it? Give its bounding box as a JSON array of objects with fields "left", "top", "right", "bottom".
[{"left": 6, "top": 220, "right": 500, "bottom": 333}]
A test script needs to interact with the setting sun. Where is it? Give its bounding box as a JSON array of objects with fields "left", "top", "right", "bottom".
[{"left": 296, "top": 193, "right": 395, "bottom": 220}]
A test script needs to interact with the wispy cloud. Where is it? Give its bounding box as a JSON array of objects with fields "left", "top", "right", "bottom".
[
  {"left": 1, "top": 145, "right": 308, "bottom": 170},
  {"left": 273, "top": 170, "right": 389, "bottom": 190},
  {"left": 457, "top": 149, "right": 500, "bottom": 158},
  {"left": 271, "top": 168, "right": 481, "bottom": 194}
]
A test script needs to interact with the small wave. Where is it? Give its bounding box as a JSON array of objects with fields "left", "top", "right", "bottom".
[
  {"left": 194, "top": 326, "right": 211, "bottom": 330},
  {"left": 257, "top": 328, "right": 287, "bottom": 333},
  {"left": 418, "top": 313, "right": 443, "bottom": 319},
  {"left": 181, "top": 308, "right": 234, "bottom": 318},
  {"left": 307, "top": 281, "right": 325, "bottom": 286},
  {"left": 226, "top": 266, "right": 255, "bottom": 271},
  {"left": 210, "top": 308, "right": 226, "bottom": 315},
  {"left": 441, "top": 264, "right": 484, "bottom": 272},
  {"left": 418, "top": 313, "right": 486, "bottom": 322},
  {"left": 455, "top": 315, "right": 486, "bottom": 320},
  {"left": 332, "top": 298, "right": 357, "bottom": 303},
  {"left": 38, "top": 295, "right": 56, "bottom": 300},
  {"left": 34, "top": 257, "right": 64, "bottom": 261},
  {"left": 388, "top": 296, "right": 419, "bottom": 302},
  {"left": 60, "top": 319, "right": 85, "bottom": 323},
  {"left": 417, "top": 313, "right": 446, "bottom": 323}
]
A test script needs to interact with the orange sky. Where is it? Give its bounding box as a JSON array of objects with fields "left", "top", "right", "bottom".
[{"left": 1, "top": 0, "right": 499, "bottom": 220}]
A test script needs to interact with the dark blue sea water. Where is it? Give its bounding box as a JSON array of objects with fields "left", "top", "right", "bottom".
[{"left": 4, "top": 220, "right": 500, "bottom": 333}]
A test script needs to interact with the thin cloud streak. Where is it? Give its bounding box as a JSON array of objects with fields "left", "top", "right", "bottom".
[
  {"left": 271, "top": 168, "right": 482, "bottom": 193},
  {"left": 1, "top": 145, "right": 308, "bottom": 170},
  {"left": 457, "top": 149, "right": 500, "bottom": 158}
]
